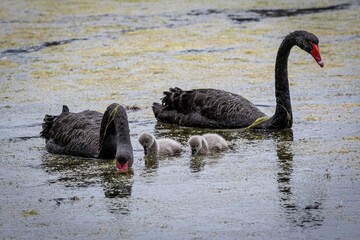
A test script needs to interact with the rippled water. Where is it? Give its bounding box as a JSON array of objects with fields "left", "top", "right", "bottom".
[{"left": 0, "top": 0, "right": 359, "bottom": 239}]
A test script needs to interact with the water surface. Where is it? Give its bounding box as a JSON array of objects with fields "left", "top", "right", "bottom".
[{"left": 0, "top": 0, "right": 359, "bottom": 239}]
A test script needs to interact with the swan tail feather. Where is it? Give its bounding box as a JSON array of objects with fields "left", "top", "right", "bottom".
[
  {"left": 152, "top": 102, "right": 184, "bottom": 125},
  {"left": 40, "top": 105, "right": 70, "bottom": 139},
  {"left": 62, "top": 105, "right": 69, "bottom": 113},
  {"left": 40, "top": 114, "right": 57, "bottom": 140}
]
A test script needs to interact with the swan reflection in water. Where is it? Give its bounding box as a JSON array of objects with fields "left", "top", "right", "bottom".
[
  {"left": 275, "top": 130, "right": 325, "bottom": 228},
  {"left": 236, "top": 129, "right": 326, "bottom": 228},
  {"left": 41, "top": 154, "right": 133, "bottom": 214}
]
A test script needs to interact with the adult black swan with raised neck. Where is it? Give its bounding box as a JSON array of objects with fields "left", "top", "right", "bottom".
[
  {"left": 152, "top": 30, "right": 324, "bottom": 129},
  {"left": 41, "top": 103, "right": 133, "bottom": 172}
]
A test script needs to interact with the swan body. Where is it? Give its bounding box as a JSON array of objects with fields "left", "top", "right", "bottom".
[
  {"left": 188, "top": 133, "right": 229, "bottom": 156},
  {"left": 41, "top": 103, "right": 133, "bottom": 172},
  {"left": 152, "top": 30, "right": 324, "bottom": 129},
  {"left": 138, "top": 132, "right": 182, "bottom": 157}
]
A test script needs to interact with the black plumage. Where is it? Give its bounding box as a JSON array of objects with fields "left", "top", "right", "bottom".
[{"left": 41, "top": 103, "right": 133, "bottom": 171}]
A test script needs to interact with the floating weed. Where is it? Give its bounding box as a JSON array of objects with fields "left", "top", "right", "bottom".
[
  {"left": 338, "top": 148, "right": 355, "bottom": 154},
  {"left": 21, "top": 209, "right": 39, "bottom": 217},
  {"left": 343, "top": 136, "right": 360, "bottom": 141},
  {"left": 305, "top": 115, "right": 321, "bottom": 121},
  {"left": 175, "top": 54, "right": 216, "bottom": 62},
  {"left": 0, "top": 58, "right": 19, "bottom": 68}
]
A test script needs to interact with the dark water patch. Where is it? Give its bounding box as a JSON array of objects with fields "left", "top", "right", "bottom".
[
  {"left": 7, "top": 136, "right": 41, "bottom": 143},
  {"left": 228, "top": 16, "right": 260, "bottom": 23},
  {"left": 102, "top": 173, "right": 133, "bottom": 199},
  {"left": 1, "top": 38, "right": 87, "bottom": 55},
  {"left": 107, "top": 201, "right": 131, "bottom": 214},
  {"left": 180, "top": 47, "right": 234, "bottom": 54},
  {"left": 187, "top": 9, "right": 224, "bottom": 16},
  {"left": 51, "top": 196, "right": 81, "bottom": 206},
  {"left": 0, "top": 19, "right": 30, "bottom": 24},
  {"left": 229, "top": 3, "right": 350, "bottom": 23},
  {"left": 296, "top": 205, "right": 325, "bottom": 228},
  {"left": 250, "top": 3, "right": 351, "bottom": 18},
  {"left": 187, "top": 3, "right": 351, "bottom": 24},
  {"left": 120, "top": 26, "right": 159, "bottom": 34}
]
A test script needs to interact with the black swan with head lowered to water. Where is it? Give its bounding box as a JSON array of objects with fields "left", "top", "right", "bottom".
[
  {"left": 41, "top": 103, "right": 133, "bottom": 172},
  {"left": 152, "top": 30, "right": 324, "bottom": 129}
]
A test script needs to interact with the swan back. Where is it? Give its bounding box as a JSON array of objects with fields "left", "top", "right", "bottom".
[
  {"left": 42, "top": 106, "right": 102, "bottom": 158},
  {"left": 153, "top": 88, "right": 265, "bottom": 128}
]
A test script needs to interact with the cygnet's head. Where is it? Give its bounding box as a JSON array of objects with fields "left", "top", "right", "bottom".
[
  {"left": 188, "top": 135, "right": 203, "bottom": 156},
  {"left": 138, "top": 132, "right": 155, "bottom": 156}
]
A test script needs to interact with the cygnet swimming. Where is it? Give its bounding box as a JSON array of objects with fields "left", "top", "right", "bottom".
[
  {"left": 188, "top": 133, "right": 228, "bottom": 156},
  {"left": 138, "top": 132, "right": 182, "bottom": 157}
]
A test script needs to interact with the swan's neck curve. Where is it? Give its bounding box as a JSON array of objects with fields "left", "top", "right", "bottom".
[
  {"left": 149, "top": 138, "right": 160, "bottom": 156},
  {"left": 261, "top": 35, "right": 296, "bottom": 129},
  {"left": 201, "top": 137, "right": 209, "bottom": 153}
]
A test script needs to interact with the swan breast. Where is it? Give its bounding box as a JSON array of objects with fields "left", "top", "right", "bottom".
[{"left": 43, "top": 109, "right": 103, "bottom": 157}]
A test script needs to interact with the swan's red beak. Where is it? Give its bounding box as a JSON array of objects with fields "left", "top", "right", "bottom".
[
  {"left": 116, "top": 161, "right": 129, "bottom": 172},
  {"left": 310, "top": 43, "right": 324, "bottom": 67}
]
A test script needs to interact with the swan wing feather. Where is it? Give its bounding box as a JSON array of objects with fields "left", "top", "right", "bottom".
[
  {"left": 153, "top": 88, "right": 265, "bottom": 128},
  {"left": 43, "top": 110, "right": 102, "bottom": 157}
]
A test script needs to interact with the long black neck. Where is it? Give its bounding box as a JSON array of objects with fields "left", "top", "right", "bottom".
[
  {"left": 260, "top": 35, "right": 296, "bottom": 129},
  {"left": 114, "top": 108, "right": 132, "bottom": 147},
  {"left": 99, "top": 104, "right": 131, "bottom": 159}
]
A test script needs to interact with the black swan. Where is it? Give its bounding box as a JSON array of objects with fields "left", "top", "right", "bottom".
[
  {"left": 41, "top": 103, "right": 133, "bottom": 172},
  {"left": 152, "top": 30, "right": 324, "bottom": 129}
]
